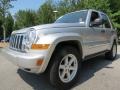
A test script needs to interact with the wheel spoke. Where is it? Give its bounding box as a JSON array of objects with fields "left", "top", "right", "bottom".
[
  {"left": 69, "top": 57, "right": 75, "bottom": 66},
  {"left": 61, "top": 70, "right": 66, "bottom": 78},
  {"left": 65, "top": 56, "right": 69, "bottom": 65},
  {"left": 69, "top": 66, "right": 77, "bottom": 71},
  {"left": 66, "top": 70, "right": 71, "bottom": 80},
  {"left": 59, "top": 65, "right": 65, "bottom": 70},
  {"left": 58, "top": 54, "right": 78, "bottom": 83}
]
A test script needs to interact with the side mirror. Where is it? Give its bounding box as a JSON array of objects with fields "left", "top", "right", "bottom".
[{"left": 90, "top": 18, "right": 103, "bottom": 27}]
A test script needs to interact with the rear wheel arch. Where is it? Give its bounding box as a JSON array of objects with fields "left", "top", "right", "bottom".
[
  {"left": 111, "top": 36, "right": 117, "bottom": 45},
  {"left": 105, "top": 40, "right": 117, "bottom": 60}
]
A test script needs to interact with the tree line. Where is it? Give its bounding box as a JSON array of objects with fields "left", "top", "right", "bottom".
[{"left": 0, "top": 0, "right": 120, "bottom": 39}]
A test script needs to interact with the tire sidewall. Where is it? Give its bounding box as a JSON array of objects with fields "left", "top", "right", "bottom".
[
  {"left": 111, "top": 41, "right": 117, "bottom": 59},
  {"left": 49, "top": 46, "right": 82, "bottom": 89},
  {"left": 105, "top": 41, "right": 117, "bottom": 60}
]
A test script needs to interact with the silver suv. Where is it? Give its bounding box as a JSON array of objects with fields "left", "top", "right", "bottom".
[{"left": 2, "top": 9, "right": 117, "bottom": 88}]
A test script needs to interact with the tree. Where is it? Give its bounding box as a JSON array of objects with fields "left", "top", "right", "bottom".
[
  {"left": 0, "top": 0, "right": 16, "bottom": 42},
  {"left": 109, "top": 0, "right": 120, "bottom": 36},
  {"left": 0, "top": 14, "right": 3, "bottom": 38},
  {"left": 57, "top": 0, "right": 70, "bottom": 15},
  {"left": 0, "top": 0, "right": 118, "bottom": 37},
  {"left": 14, "top": 10, "right": 37, "bottom": 30},
  {"left": 109, "top": 0, "right": 120, "bottom": 12},
  {"left": 5, "top": 13, "right": 14, "bottom": 37},
  {"left": 81, "top": 0, "right": 111, "bottom": 14},
  {"left": 37, "top": 0, "right": 54, "bottom": 24},
  {"left": 111, "top": 11, "right": 120, "bottom": 36}
]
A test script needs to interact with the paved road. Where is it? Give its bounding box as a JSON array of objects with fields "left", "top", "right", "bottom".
[{"left": 0, "top": 46, "right": 120, "bottom": 90}]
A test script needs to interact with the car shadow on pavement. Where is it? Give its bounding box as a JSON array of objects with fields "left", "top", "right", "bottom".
[
  {"left": 17, "top": 54, "right": 120, "bottom": 90},
  {"left": 72, "top": 54, "right": 120, "bottom": 89},
  {"left": 17, "top": 69, "right": 57, "bottom": 90}
]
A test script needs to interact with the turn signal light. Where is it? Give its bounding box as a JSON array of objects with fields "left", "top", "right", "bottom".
[
  {"left": 31, "top": 44, "right": 50, "bottom": 50},
  {"left": 36, "top": 59, "right": 43, "bottom": 66}
]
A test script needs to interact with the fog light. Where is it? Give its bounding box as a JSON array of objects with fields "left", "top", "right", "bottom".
[{"left": 36, "top": 59, "right": 43, "bottom": 66}]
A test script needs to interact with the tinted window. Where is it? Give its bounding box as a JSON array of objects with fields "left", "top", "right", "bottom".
[
  {"left": 55, "top": 11, "right": 88, "bottom": 23},
  {"left": 101, "top": 14, "right": 111, "bottom": 28}
]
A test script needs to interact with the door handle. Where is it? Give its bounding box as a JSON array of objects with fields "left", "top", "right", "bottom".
[{"left": 101, "top": 30, "right": 105, "bottom": 33}]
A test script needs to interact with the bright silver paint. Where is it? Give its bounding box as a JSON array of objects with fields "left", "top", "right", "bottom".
[
  {"left": 2, "top": 9, "right": 117, "bottom": 74},
  {"left": 58, "top": 54, "right": 78, "bottom": 83}
]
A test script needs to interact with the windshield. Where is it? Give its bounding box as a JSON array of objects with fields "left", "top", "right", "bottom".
[{"left": 55, "top": 11, "right": 88, "bottom": 23}]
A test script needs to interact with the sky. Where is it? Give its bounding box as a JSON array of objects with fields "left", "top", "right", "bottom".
[{"left": 10, "top": 0, "right": 46, "bottom": 15}]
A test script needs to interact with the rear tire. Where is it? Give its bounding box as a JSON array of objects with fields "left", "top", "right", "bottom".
[
  {"left": 48, "top": 46, "right": 82, "bottom": 89},
  {"left": 105, "top": 41, "right": 117, "bottom": 60}
]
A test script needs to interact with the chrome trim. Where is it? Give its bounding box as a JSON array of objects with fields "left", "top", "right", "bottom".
[{"left": 9, "top": 34, "right": 25, "bottom": 52}]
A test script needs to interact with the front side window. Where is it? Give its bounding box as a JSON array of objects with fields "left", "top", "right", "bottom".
[
  {"left": 90, "top": 11, "right": 102, "bottom": 27},
  {"left": 90, "top": 12, "right": 99, "bottom": 22},
  {"left": 101, "top": 14, "right": 111, "bottom": 28},
  {"left": 55, "top": 11, "right": 88, "bottom": 23}
]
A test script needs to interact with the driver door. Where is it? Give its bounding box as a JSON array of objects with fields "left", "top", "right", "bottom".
[{"left": 86, "top": 11, "right": 106, "bottom": 55}]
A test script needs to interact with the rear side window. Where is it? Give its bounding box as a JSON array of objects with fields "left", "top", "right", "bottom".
[{"left": 101, "top": 14, "right": 111, "bottom": 28}]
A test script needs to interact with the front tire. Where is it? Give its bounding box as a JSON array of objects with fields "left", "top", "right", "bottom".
[
  {"left": 48, "top": 46, "right": 81, "bottom": 89},
  {"left": 105, "top": 41, "right": 117, "bottom": 60}
]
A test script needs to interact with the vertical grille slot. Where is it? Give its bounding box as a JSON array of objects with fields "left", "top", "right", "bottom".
[
  {"left": 19, "top": 36, "right": 23, "bottom": 50},
  {"left": 16, "top": 36, "right": 20, "bottom": 49},
  {"left": 14, "top": 35, "right": 17, "bottom": 48}
]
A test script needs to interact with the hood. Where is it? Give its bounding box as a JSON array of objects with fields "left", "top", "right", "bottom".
[
  {"left": 12, "top": 23, "right": 85, "bottom": 34},
  {"left": 32, "top": 23, "right": 85, "bottom": 30}
]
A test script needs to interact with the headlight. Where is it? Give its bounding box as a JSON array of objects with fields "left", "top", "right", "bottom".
[
  {"left": 24, "top": 29, "right": 37, "bottom": 50},
  {"left": 26, "top": 29, "right": 37, "bottom": 45}
]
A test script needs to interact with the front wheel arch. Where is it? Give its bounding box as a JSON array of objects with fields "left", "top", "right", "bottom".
[
  {"left": 45, "top": 40, "right": 83, "bottom": 74},
  {"left": 54, "top": 40, "right": 83, "bottom": 56}
]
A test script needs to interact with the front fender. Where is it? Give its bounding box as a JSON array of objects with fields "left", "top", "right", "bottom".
[
  {"left": 37, "top": 33, "right": 84, "bottom": 73},
  {"left": 37, "top": 33, "right": 83, "bottom": 45}
]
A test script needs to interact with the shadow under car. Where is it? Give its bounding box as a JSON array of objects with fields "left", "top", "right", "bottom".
[{"left": 17, "top": 54, "right": 120, "bottom": 90}]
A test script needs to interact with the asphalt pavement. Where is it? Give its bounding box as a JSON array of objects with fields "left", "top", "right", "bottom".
[{"left": 0, "top": 46, "right": 120, "bottom": 90}]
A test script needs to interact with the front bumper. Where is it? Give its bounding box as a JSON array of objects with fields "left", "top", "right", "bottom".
[{"left": 1, "top": 48, "right": 48, "bottom": 74}]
